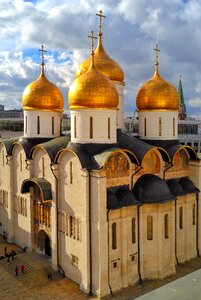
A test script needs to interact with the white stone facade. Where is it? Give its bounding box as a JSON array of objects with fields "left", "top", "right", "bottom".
[
  {"left": 70, "top": 109, "right": 117, "bottom": 144},
  {"left": 138, "top": 110, "right": 178, "bottom": 140},
  {"left": 24, "top": 110, "right": 62, "bottom": 138}
]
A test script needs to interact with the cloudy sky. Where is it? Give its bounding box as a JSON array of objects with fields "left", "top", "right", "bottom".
[{"left": 1, "top": 0, "right": 201, "bottom": 117}]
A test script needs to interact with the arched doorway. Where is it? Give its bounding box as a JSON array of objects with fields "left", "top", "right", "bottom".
[{"left": 37, "top": 230, "right": 51, "bottom": 256}]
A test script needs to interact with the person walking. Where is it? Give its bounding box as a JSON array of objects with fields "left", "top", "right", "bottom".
[
  {"left": 20, "top": 264, "right": 25, "bottom": 273},
  {"left": 15, "top": 266, "right": 19, "bottom": 277},
  {"left": 4, "top": 246, "right": 7, "bottom": 257},
  {"left": 10, "top": 250, "right": 14, "bottom": 261}
]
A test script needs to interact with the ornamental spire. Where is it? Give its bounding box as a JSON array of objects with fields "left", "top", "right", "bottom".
[
  {"left": 38, "top": 45, "right": 47, "bottom": 76},
  {"left": 153, "top": 44, "right": 160, "bottom": 74},
  {"left": 88, "top": 31, "right": 97, "bottom": 67},
  {"left": 178, "top": 75, "right": 187, "bottom": 120}
]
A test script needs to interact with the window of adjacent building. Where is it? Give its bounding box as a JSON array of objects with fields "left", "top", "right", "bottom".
[
  {"left": 108, "top": 117, "right": 111, "bottom": 139},
  {"left": 112, "top": 222, "right": 117, "bottom": 249},
  {"left": 74, "top": 116, "right": 77, "bottom": 138},
  {"left": 147, "top": 215, "right": 153, "bottom": 240},
  {"left": 25, "top": 116, "right": 27, "bottom": 133},
  {"left": 179, "top": 206, "right": 183, "bottom": 229},
  {"left": 2, "top": 150, "right": 4, "bottom": 167},
  {"left": 70, "top": 216, "right": 74, "bottom": 237},
  {"left": 52, "top": 116, "right": 54, "bottom": 135},
  {"left": 173, "top": 118, "right": 175, "bottom": 136},
  {"left": 90, "top": 117, "right": 93, "bottom": 139},
  {"left": 42, "top": 157, "right": 45, "bottom": 177},
  {"left": 159, "top": 117, "right": 162, "bottom": 136},
  {"left": 20, "top": 153, "right": 22, "bottom": 172},
  {"left": 192, "top": 203, "right": 196, "bottom": 225},
  {"left": 70, "top": 161, "right": 73, "bottom": 184},
  {"left": 131, "top": 217, "right": 136, "bottom": 244},
  {"left": 144, "top": 118, "right": 147, "bottom": 136},
  {"left": 164, "top": 214, "right": 169, "bottom": 238},
  {"left": 37, "top": 116, "right": 40, "bottom": 134}
]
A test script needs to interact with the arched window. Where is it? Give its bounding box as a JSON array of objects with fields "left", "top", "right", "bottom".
[
  {"left": 112, "top": 222, "right": 117, "bottom": 249},
  {"left": 90, "top": 117, "right": 93, "bottom": 139},
  {"left": 70, "top": 216, "right": 73, "bottom": 237},
  {"left": 2, "top": 150, "right": 4, "bottom": 167},
  {"left": 147, "top": 215, "right": 153, "bottom": 240},
  {"left": 20, "top": 153, "right": 22, "bottom": 172},
  {"left": 164, "top": 214, "right": 169, "bottom": 238},
  {"left": 173, "top": 118, "right": 175, "bottom": 136},
  {"left": 52, "top": 116, "right": 54, "bottom": 135},
  {"left": 70, "top": 161, "right": 73, "bottom": 184},
  {"left": 74, "top": 116, "right": 77, "bottom": 138},
  {"left": 37, "top": 116, "right": 40, "bottom": 134},
  {"left": 159, "top": 117, "right": 162, "bottom": 136},
  {"left": 179, "top": 206, "right": 183, "bottom": 229},
  {"left": 108, "top": 117, "right": 111, "bottom": 139},
  {"left": 132, "top": 217, "right": 136, "bottom": 244},
  {"left": 42, "top": 157, "right": 45, "bottom": 177},
  {"left": 25, "top": 116, "right": 27, "bottom": 133},
  {"left": 192, "top": 203, "right": 196, "bottom": 225},
  {"left": 144, "top": 118, "right": 147, "bottom": 136}
]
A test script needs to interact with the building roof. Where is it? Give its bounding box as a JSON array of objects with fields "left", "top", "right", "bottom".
[
  {"left": 21, "top": 178, "right": 52, "bottom": 201},
  {"left": 133, "top": 174, "right": 175, "bottom": 203}
]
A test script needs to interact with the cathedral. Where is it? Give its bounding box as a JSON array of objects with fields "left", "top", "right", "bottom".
[{"left": 0, "top": 11, "right": 201, "bottom": 297}]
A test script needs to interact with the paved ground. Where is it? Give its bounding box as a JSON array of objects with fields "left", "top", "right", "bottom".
[{"left": 1, "top": 235, "right": 201, "bottom": 300}]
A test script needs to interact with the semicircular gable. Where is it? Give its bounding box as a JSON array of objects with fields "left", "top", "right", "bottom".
[
  {"left": 55, "top": 147, "right": 83, "bottom": 168},
  {"left": 140, "top": 148, "right": 162, "bottom": 175},
  {"left": 10, "top": 141, "right": 26, "bottom": 156},
  {"left": 101, "top": 149, "right": 131, "bottom": 178},
  {"left": 167, "top": 144, "right": 197, "bottom": 162}
]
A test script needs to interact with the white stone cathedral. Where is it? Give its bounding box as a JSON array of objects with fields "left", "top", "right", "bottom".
[{"left": 0, "top": 11, "right": 201, "bottom": 298}]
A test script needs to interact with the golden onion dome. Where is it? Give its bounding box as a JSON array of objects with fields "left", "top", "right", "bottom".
[
  {"left": 69, "top": 59, "right": 118, "bottom": 110},
  {"left": 22, "top": 72, "right": 64, "bottom": 112},
  {"left": 76, "top": 35, "right": 124, "bottom": 83},
  {"left": 136, "top": 62, "right": 179, "bottom": 111}
]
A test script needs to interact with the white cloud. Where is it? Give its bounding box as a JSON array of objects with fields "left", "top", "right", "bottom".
[
  {"left": 188, "top": 98, "right": 201, "bottom": 108},
  {"left": 0, "top": 0, "right": 201, "bottom": 116}
]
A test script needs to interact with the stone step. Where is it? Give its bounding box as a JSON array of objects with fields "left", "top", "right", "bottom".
[{"left": 0, "top": 254, "right": 61, "bottom": 288}]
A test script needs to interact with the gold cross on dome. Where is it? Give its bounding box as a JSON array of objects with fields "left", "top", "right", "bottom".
[
  {"left": 96, "top": 10, "right": 106, "bottom": 35},
  {"left": 153, "top": 44, "right": 160, "bottom": 66},
  {"left": 38, "top": 45, "right": 47, "bottom": 74},
  {"left": 88, "top": 31, "right": 97, "bottom": 55}
]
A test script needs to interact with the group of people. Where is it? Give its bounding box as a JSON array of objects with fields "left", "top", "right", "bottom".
[
  {"left": 15, "top": 264, "right": 25, "bottom": 276},
  {"left": 0, "top": 246, "right": 17, "bottom": 262}
]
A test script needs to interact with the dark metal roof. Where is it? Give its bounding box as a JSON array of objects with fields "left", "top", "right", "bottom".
[
  {"left": 67, "top": 142, "right": 100, "bottom": 170},
  {"left": 133, "top": 174, "right": 175, "bottom": 203},
  {"left": 142, "top": 139, "right": 180, "bottom": 149},
  {"left": 117, "top": 130, "right": 153, "bottom": 165},
  {"left": 179, "top": 177, "right": 200, "bottom": 194},
  {"left": 166, "top": 178, "right": 186, "bottom": 196},
  {"left": 0, "top": 137, "right": 20, "bottom": 154},
  {"left": 165, "top": 144, "right": 198, "bottom": 161},
  {"left": 21, "top": 178, "right": 52, "bottom": 201},
  {"left": 30, "top": 136, "right": 70, "bottom": 162},
  {"left": 107, "top": 185, "right": 140, "bottom": 210}
]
